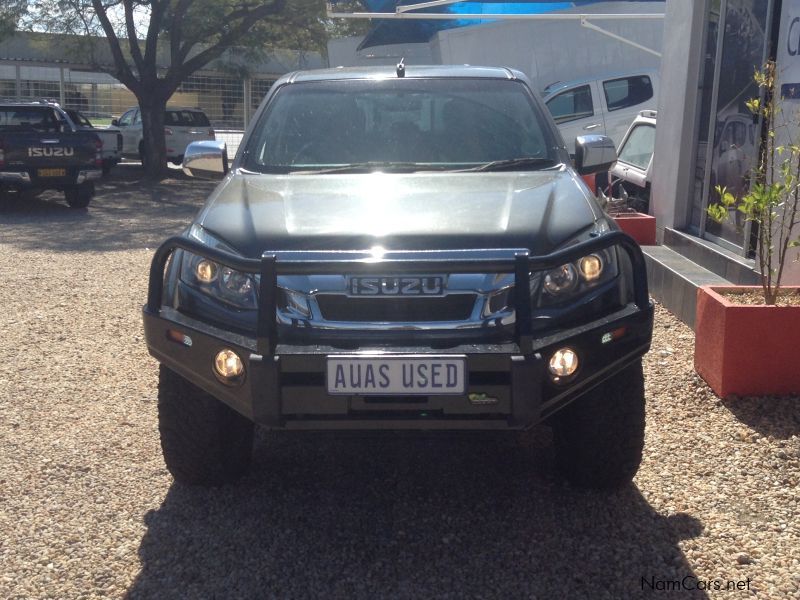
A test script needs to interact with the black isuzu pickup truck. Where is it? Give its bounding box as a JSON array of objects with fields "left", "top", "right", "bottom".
[
  {"left": 0, "top": 102, "right": 102, "bottom": 208},
  {"left": 143, "top": 65, "right": 654, "bottom": 488}
]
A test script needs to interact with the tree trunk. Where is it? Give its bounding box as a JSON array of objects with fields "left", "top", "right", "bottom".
[{"left": 136, "top": 92, "right": 169, "bottom": 179}]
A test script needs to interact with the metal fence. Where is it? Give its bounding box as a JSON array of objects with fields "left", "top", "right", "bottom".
[{"left": 0, "top": 62, "right": 276, "bottom": 137}]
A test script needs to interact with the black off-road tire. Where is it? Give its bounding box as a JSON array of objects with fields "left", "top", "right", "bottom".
[
  {"left": 64, "top": 183, "right": 93, "bottom": 209},
  {"left": 158, "top": 365, "right": 255, "bottom": 486},
  {"left": 551, "top": 360, "right": 646, "bottom": 489}
]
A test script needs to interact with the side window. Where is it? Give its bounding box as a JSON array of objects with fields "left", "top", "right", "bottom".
[
  {"left": 133, "top": 110, "right": 142, "bottom": 125},
  {"left": 603, "top": 76, "right": 653, "bottom": 112},
  {"left": 118, "top": 109, "right": 136, "bottom": 127},
  {"left": 546, "top": 85, "right": 594, "bottom": 124}
]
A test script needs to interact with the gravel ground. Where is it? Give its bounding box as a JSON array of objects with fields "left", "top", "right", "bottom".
[{"left": 1, "top": 166, "right": 798, "bottom": 599}]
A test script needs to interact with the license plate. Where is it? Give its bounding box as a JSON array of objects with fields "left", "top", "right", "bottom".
[
  {"left": 327, "top": 355, "right": 466, "bottom": 396},
  {"left": 38, "top": 168, "right": 66, "bottom": 177}
]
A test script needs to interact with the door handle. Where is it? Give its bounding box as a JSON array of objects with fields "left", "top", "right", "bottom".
[{"left": 583, "top": 124, "right": 602, "bottom": 131}]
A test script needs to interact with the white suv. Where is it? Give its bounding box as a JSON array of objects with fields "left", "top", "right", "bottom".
[{"left": 113, "top": 107, "right": 215, "bottom": 165}]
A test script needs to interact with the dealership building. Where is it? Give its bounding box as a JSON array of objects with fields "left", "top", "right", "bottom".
[{"left": 647, "top": 0, "right": 800, "bottom": 324}]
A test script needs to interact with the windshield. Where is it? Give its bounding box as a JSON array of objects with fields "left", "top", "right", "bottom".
[
  {"left": 617, "top": 124, "right": 655, "bottom": 170},
  {"left": 243, "top": 78, "right": 558, "bottom": 173}
]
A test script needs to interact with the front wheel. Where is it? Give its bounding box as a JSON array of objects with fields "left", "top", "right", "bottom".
[
  {"left": 64, "top": 183, "right": 94, "bottom": 209},
  {"left": 158, "top": 365, "right": 255, "bottom": 486},
  {"left": 551, "top": 360, "right": 646, "bottom": 489}
]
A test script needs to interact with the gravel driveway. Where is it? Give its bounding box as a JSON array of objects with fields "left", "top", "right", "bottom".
[{"left": 1, "top": 166, "right": 798, "bottom": 599}]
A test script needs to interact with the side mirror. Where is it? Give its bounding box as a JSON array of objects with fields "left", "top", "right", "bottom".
[
  {"left": 183, "top": 140, "right": 229, "bottom": 180},
  {"left": 574, "top": 135, "right": 617, "bottom": 175},
  {"left": 111, "top": 118, "right": 119, "bottom": 127}
]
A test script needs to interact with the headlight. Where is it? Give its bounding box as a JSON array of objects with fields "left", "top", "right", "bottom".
[
  {"left": 578, "top": 254, "right": 603, "bottom": 281},
  {"left": 536, "top": 247, "right": 618, "bottom": 306},
  {"left": 543, "top": 263, "right": 578, "bottom": 295},
  {"left": 181, "top": 252, "right": 258, "bottom": 309},
  {"left": 179, "top": 225, "right": 259, "bottom": 309},
  {"left": 195, "top": 259, "right": 218, "bottom": 283},
  {"left": 179, "top": 225, "right": 311, "bottom": 316}
]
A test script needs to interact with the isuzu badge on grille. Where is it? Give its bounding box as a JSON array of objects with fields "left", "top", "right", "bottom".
[{"left": 347, "top": 276, "right": 444, "bottom": 296}]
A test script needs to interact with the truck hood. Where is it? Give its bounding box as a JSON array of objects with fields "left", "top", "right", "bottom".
[{"left": 196, "top": 169, "right": 601, "bottom": 258}]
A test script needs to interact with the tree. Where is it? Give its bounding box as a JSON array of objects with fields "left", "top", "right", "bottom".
[
  {"left": 22, "top": 0, "right": 329, "bottom": 177},
  {"left": 0, "top": 1, "right": 26, "bottom": 39}
]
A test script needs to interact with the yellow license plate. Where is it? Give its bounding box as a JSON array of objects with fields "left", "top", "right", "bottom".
[{"left": 38, "top": 168, "right": 66, "bottom": 177}]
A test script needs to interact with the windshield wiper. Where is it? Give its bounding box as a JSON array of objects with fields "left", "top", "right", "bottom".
[
  {"left": 291, "top": 162, "right": 450, "bottom": 175},
  {"left": 460, "top": 157, "right": 558, "bottom": 172}
]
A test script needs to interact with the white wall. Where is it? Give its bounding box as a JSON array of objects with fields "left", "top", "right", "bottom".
[
  {"left": 650, "top": 1, "right": 706, "bottom": 234},
  {"left": 327, "top": 1, "right": 664, "bottom": 90},
  {"left": 431, "top": 1, "right": 663, "bottom": 91},
  {"left": 327, "top": 37, "right": 433, "bottom": 68}
]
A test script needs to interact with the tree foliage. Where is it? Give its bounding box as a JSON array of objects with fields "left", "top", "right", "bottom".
[
  {"left": 0, "top": 0, "right": 27, "bottom": 40},
  {"left": 21, "top": 0, "right": 330, "bottom": 94}
]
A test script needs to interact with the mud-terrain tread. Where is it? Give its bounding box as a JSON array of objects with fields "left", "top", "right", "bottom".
[
  {"left": 158, "top": 365, "right": 254, "bottom": 486},
  {"left": 552, "top": 360, "right": 646, "bottom": 489}
]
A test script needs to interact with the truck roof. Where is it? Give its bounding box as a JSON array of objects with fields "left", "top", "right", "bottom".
[
  {"left": 283, "top": 65, "right": 521, "bottom": 84},
  {"left": 0, "top": 102, "right": 60, "bottom": 108}
]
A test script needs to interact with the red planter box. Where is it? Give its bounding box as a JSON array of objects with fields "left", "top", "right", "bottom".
[
  {"left": 694, "top": 286, "right": 800, "bottom": 397},
  {"left": 612, "top": 212, "right": 657, "bottom": 246}
]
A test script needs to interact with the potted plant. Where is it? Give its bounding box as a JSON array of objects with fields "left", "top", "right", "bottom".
[{"left": 695, "top": 61, "right": 800, "bottom": 397}]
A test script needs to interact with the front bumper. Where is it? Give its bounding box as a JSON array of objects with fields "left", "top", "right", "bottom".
[{"left": 143, "top": 232, "right": 653, "bottom": 430}]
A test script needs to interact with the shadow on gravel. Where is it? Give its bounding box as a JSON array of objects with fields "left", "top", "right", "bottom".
[
  {"left": 723, "top": 395, "right": 800, "bottom": 439},
  {"left": 0, "top": 164, "right": 215, "bottom": 252},
  {"left": 128, "top": 431, "right": 707, "bottom": 599}
]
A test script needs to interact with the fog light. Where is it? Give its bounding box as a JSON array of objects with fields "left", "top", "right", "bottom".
[
  {"left": 579, "top": 254, "right": 603, "bottom": 281},
  {"left": 195, "top": 259, "right": 217, "bottom": 283},
  {"left": 548, "top": 347, "right": 579, "bottom": 379},
  {"left": 213, "top": 349, "right": 245, "bottom": 383}
]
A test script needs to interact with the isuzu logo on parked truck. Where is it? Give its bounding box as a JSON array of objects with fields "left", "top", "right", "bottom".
[
  {"left": 28, "top": 147, "right": 74, "bottom": 157},
  {"left": 348, "top": 276, "right": 444, "bottom": 296}
]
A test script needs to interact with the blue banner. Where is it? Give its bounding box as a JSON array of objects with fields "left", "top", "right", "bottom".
[{"left": 334, "top": 1, "right": 662, "bottom": 50}]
